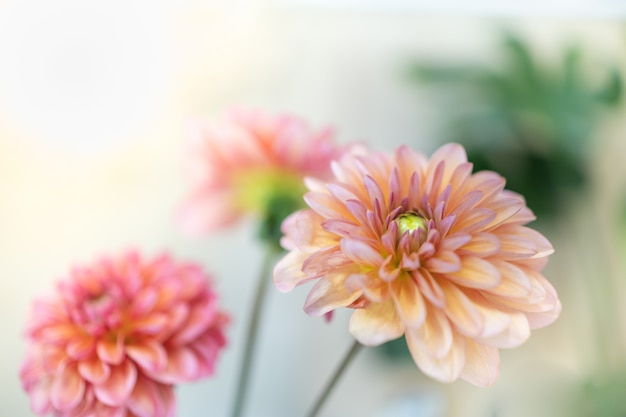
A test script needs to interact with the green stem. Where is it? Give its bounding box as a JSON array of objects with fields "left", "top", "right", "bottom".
[
  {"left": 305, "top": 340, "right": 363, "bottom": 417},
  {"left": 229, "top": 246, "right": 279, "bottom": 417}
]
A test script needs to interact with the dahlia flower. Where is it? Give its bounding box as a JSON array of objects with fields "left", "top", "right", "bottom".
[
  {"left": 274, "top": 143, "right": 561, "bottom": 386},
  {"left": 20, "top": 251, "right": 229, "bottom": 417},
  {"left": 178, "top": 109, "right": 351, "bottom": 240}
]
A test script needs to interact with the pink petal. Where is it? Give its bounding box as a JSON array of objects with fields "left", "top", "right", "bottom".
[
  {"left": 169, "top": 302, "right": 216, "bottom": 346},
  {"left": 477, "top": 310, "right": 530, "bottom": 348},
  {"left": 487, "top": 260, "right": 532, "bottom": 298},
  {"left": 97, "top": 335, "right": 125, "bottom": 365},
  {"left": 93, "top": 360, "right": 137, "bottom": 407},
  {"left": 273, "top": 250, "right": 315, "bottom": 292},
  {"left": 425, "top": 250, "right": 461, "bottom": 274},
  {"left": 160, "top": 348, "right": 199, "bottom": 383},
  {"left": 415, "top": 269, "right": 446, "bottom": 308},
  {"left": 50, "top": 366, "right": 85, "bottom": 411},
  {"left": 41, "top": 324, "right": 77, "bottom": 345},
  {"left": 345, "top": 273, "right": 389, "bottom": 303},
  {"left": 304, "top": 191, "right": 346, "bottom": 220},
  {"left": 42, "top": 346, "right": 67, "bottom": 374},
  {"left": 461, "top": 171, "right": 505, "bottom": 205},
  {"left": 525, "top": 299, "right": 562, "bottom": 328},
  {"left": 30, "top": 384, "right": 52, "bottom": 414},
  {"left": 390, "top": 277, "right": 426, "bottom": 329},
  {"left": 127, "top": 375, "right": 167, "bottom": 417},
  {"left": 440, "top": 281, "right": 483, "bottom": 338},
  {"left": 340, "top": 238, "right": 384, "bottom": 267},
  {"left": 411, "top": 305, "right": 453, "bottom": 358},
  {"left": 302, "top": 247, "right": 351, "bottom": 275},
  {"left": 426, "top": 143, "right": 468, "bottom": 187},
  {"left": 380, "top": 255, "right": 402, "bottom": 282},
  {"left": 133, "top": 313, "right": 170, "bottom": 335},
  {"left": 496, "top": 233, "right": 540, "bottom": 259},
  {"left": 406, "top": 330, "right": 466, "bottom": 383},
  {"left": 304, "top": 275, "right": 362, "bottom": 317},
  {"left": 129, "top": 288, "right": 159, "bottom": 316},
  {"left": 459, "top": 232, "right": 501, "bottom": 257},
  {"left": 460, "top": 340, "right": 500, "bottom": 387},
  {"left": 66, "top": 334, "right": 95, "bottom": 360},
  {"left": 126, "top": 341, "right": 167, "bottom": 374},
  {"left": 348, "top": 300, "right": 404, "bottom": 346},
  {"left": 484, "top": 197, "right": 523, "bottom": 229},
  {"left": 177, "top": 190, "right": 239, "bottom": 234},
  {"left": 289, "top": 210, "right": 337, "bottom": 251},
  {"left": 155, "top": 304, "right": 190, "bottom": 342},
  {"left": 326, "top": 182, "right": 361, "bottom": 203},
  {"left": 451, "top": 208, "right": 497, "bottom": 234},
  {"left": 363, "top": 175, "right": 386, "bottom": 209},
  {"left": 445, "top": 256, "right": 501, "bottom": 289},
  {"left": 78, "top": 357, "right": 111, "bottom": 384}
]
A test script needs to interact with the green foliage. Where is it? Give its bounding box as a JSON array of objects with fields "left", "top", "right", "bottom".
[
  {"left": 408, "top": 32, "right": 622, "bottom": 219},
  {"left": 584, "top": 373, "right": 626, "bottom": 417},
  {"left": 257, "top": 191, "right": 304, "bottom": 250}
]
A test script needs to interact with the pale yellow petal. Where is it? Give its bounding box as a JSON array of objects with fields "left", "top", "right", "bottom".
[
  {"left": 460, "top": 339, "right": 500, "bottom": 387},
  {"left": 445, "top": 257, "right": 501, "bottom": 289},
  {"left": 406, "top": 329, "right": 466, "bottom": 383},
  {"left": 390, "top": 277, "right": 426, "bottom": 329},
  {"left": 348, "top": 300, "right": 404, "bottom": 346},
  {"left": 273, "top": 250, "right": 315, "bottom": 292}
]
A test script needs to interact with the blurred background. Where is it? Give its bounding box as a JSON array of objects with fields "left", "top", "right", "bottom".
[{"left": 1, "top": 0, "right": 625, "bottom": 416}]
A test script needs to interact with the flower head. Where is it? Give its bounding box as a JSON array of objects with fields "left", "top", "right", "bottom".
[
  {"left": 178, "top": 109, "right": 351, "bottom": 242},
  {"left": 20, "top": 251, "right": 229, "bottom": 417},
  {"left": 274, "top": 143, "right": 561, "bottom": 386}
]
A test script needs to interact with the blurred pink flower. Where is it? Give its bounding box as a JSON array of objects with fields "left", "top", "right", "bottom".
[
  {"left": 20, "top": 252, "right": 229, "bottom": 417},
  {"left": 178, "top": 109, "right": 351, "bottom": 234},
  {"left": 274, "top": 143, "right": 561, "bottom": 386}
]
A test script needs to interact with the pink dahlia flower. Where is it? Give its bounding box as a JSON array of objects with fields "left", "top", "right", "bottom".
[
  {"left": 178, "top": 108, "right": 351, "bottom": 234},
  {"left": 274, "top": 144, "right": 561, "bottom": 386},
  {"left": 20, "top": 251, "right": 229, "bottom": 417}
]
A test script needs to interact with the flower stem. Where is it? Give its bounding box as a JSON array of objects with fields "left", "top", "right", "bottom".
[
  {"left": 230, "top": 246, "right": 280, "bottom": 417},
  {"left": 305, "top": 340, "right": 363, "bottom": 417}
]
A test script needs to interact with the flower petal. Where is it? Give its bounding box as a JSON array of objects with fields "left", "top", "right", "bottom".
[
  {"left": 273, "top": 250, "right": 315, "bottom": 292},
  {"left": 340, "top": 238, "right": 384, "bottom": 267},
  {"left": 126, "top": 341, "right": 167, "bottom": 374},
  {"left": 406, "top": 330, "right": 466, "bottom": 383},
  {"left": 78, "top": 357, "right": 111, "bottom": 385},
  {"left": 160, "top": 348, "right": 199, "bottom": 383},
  {"left": 66, "top": 334, "right": 95, "bottom": 360},
  {"left": 390, "top": 277, "right": 426, "bottom": 329},
  {"left": 440, "top": 280, "right": 483, "bottom": 338},
  {"left": 425, "top": 250, "right": 461, "bottom": 274},
  {"left": 415, "top": 269, "right": 446, "bottom": 308},
  {"left": 348, "top": 300, "right": 404, "bottom": 346},
  {"left": 50, "top": 366, "right": 85, "bottom": 411},
  {"left": 93, "top": 360, "right": 137, "bottom": 407},
  {"left": 486, "top": 260, "right": 531, "bottom": 298},
  {"left": 460, "top": 340, "right": 500, "bottom": 387},
  {"left": 96, "top": 335, "right": 125, "bottom": 365},
  {"left": 411, "top": 304, "right": 453, "bottom": 359},
  {"left": 304, "top": 275, "right": 362, "bottom": 316},
  {"left": 459, "top": 232, "right": 501, "bottom": 257},
  {"left": 445, "top": 257, "right": 501, "bottom": 289},
  {"left": 127, "top": 375, "right": 174, "bottom": 417}
]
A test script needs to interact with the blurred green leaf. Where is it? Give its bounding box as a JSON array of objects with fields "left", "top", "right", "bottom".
[
  {"left": 595, "top": 68, "right": 622, "bottom": 105},
  {"left": 407, "top": 32, "right": 622, "bottom": 220}
]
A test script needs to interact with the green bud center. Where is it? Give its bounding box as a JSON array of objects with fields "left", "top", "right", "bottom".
[{"left": 395, "top": 212, "right": 427, "bottom": 235}]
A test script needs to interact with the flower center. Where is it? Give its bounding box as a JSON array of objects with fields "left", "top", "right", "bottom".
[{"left": 395, "top": 212, "right": 427, "bottom": 235}]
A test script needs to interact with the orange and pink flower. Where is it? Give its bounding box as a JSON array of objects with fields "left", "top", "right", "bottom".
[
  {"left": 178, "top": 109, "right": 351, "bottom": 234},
  {"left": 274, "top": 143, "right": 561, "bottom": 386},
  {"left": 20, "top": 251, "right": 229, "bottom": 417}
]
